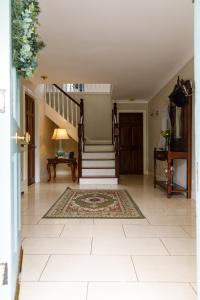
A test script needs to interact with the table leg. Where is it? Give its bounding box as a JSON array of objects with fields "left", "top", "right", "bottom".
[
  {"left": 53, "top": 163, "right": 56, "bottom": 180},
  {"left": 47, "top": 163, "right": 51, "bottom": 182},
  {"left": 70, "top": 163, "right": 77, "bottom": 182},
  {"left": 167, "top": 159, "right": 172, "bottom": 198}
]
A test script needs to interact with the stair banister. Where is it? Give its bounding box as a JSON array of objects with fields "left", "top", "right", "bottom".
[
  {"left": 112, "top": 102, "right": 119, "bottom": 179},
  {"left": 53, "top": 84, "right": 81, "bottom": 107},
  {"left": 78, "top": 99, "right": 84, "bottom": 181}
]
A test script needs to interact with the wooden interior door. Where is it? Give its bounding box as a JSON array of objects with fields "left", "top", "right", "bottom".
[
  {"left": 119, "top": 113, "right": 143, "bottom": 174},
  {"left": 25, "top": 94, "right": 35, "bottom": 185}
]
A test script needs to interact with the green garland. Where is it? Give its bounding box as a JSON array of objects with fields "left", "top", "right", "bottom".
[{"left": 12, "top": 0, "right": 45, "bottom": 78}]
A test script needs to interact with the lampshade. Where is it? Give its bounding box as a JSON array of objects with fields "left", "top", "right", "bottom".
[{"left": 52, "top": 128, "right": 69, "bottom": 140}]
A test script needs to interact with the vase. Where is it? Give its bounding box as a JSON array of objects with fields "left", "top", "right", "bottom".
[{"left": 165, "top": 137, "right": 170, "bottom": 150}]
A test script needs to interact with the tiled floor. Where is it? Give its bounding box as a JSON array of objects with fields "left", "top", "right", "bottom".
[{"left": 19, "top": 175, "right": 197, "bottom": 300}]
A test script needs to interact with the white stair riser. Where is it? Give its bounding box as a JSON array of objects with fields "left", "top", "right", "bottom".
[
  {"left": 82, "top": 152, "right": 115, "bottom": 159},
  {"left": 82, "top": 160, "right": 115, "bottom": 168},
  {"left": 84, "top": 145, "right": 114, "bottom": 152},
  {"left": 79, "top": 178, "right": 118, "bottom": 185},
  {"left": 82, "top": 169, "right": 115, "bottom": 176}
]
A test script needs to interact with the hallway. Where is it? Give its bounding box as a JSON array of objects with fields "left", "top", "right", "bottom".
[{"left": 20, "top": 175, "right": 197, "bottom": 300}]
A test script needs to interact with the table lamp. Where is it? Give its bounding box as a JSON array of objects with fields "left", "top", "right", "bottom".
[{"left": 52, "top": 128, "right": 69, "bottom": 157}]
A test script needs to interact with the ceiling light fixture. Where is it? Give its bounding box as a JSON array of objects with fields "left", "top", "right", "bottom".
[{"left": 41, "top": 75, "right": 48, "bottom": 80}]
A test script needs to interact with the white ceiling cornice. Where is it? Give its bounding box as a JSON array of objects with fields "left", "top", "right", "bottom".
[
  {"left": 148, "top": 56, "right": 194, "bottom": 102},
  {"left": 113, "top": 99, "right": 148, "bottom": 104}
]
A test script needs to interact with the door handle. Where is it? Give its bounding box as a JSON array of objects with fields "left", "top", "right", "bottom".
[{"left": 15, "top": 132, "right": 31, "bottom": 145}]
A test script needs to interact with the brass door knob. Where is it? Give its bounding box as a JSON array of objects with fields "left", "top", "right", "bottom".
[{"left": 16, "top": 132, "right": 30, "bottom": 145}]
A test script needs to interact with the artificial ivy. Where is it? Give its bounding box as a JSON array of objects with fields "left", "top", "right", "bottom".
[{"left": 12, "top": 0, "right": 45, "bottom": 78}]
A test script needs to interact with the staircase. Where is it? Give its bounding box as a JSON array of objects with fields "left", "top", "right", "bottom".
[
  {"left": 45, "top": 84, "right": 119, "bottom": 184},
  {"left": 80, "top": 143, "right": 118, "bottom": 184}
]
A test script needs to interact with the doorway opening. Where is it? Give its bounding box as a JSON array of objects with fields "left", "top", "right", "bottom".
[
  {"left": 119, "top": 113, "right": 143, "bottom": 174},
  {"left": 25, "top": 93, "right": 35, "bottom": 186}
]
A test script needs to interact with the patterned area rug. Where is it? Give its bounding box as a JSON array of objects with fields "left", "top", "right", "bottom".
[{"left": 43, "top": 188, "right": 144, "bottom": 219}]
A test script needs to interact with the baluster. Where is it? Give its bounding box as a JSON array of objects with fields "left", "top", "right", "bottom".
[
  {"left": 71, "top": 100, "right": 74, "bottom": 126},
  {"left": 67, "top": 97, "right": 69, "bottom": 121},
  {"left": 62, "top": 93, "right": 64, "bottom": 118},
  {"left": 75, "top": 104, "right": 78, "bottom": 128},
  {"left": 58, "top": 91, "right": 61, "bottom": 114},
  {"left": 53, "top": 86, "right": 56, "bottom": 110},
  {"left": 51, "top": 85, "right": 54, "bottom": 108}
]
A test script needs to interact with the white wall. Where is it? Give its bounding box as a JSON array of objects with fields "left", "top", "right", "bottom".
[
  {"left": 71, "top": 93, "right": 112, "bottom": 140},
  {"left": 148, "top": 58, "right": 195, "bottom": 199}
]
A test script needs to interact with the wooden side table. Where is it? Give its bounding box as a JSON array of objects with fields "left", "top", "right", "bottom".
[
  {"left": 154, "top": 148, "right": 189, "bottom": 198},
  {"left": 47, "top": 157, "right": 77, "bottom": 182}
]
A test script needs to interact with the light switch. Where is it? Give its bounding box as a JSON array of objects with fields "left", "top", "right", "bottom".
[{"left": 0, "top": 89, "right": 6, "bottom": 113}]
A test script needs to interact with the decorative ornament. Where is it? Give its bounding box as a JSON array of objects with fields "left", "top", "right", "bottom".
[
  {"left": 12, "top": 0, "right": 45, "bottom": 78},
  {"left": 160, "top": 129, "right": 171, "bottom": 150}
]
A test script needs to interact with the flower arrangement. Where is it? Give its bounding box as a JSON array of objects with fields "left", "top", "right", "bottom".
[
  {"left": 161, "top": 129, "right": 171, "bottom": 150},
  {"left": 12, "top": 0, "right": 45, "bottom": 78}
]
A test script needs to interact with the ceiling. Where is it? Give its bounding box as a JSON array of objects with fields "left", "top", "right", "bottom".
[{"left": 35, "top": 0, "right": 194, "bottom": 100}]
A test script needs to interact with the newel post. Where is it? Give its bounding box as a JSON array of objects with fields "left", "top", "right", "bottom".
[
  {"left": 114, "top": 123, "right": 120, "bottom": 179},
  {"left": 78, "top": 123, "right": 82, "bottom": 180},
  {"left": 80, "top": 98, "right": 84, "bottom": 142}
]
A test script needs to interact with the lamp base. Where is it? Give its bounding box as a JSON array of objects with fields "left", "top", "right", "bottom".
[{"left": 57, "top": 150, "right": 65, "bottom": 157}]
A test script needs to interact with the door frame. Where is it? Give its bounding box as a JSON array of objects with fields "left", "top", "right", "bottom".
[
  {"left": 22, "top": 86, "right": 40, "bottom": 188},
  {"left": 118, "top": 110, "right": 148, "bottom": 175},
  {"left": 195, "top": 0, "right": 200, "bottom": 295}
]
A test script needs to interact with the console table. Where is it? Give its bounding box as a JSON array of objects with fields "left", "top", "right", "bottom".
[
  {"left": 47, "top": 157, "right": 77, "bottom": 182},
  {"left": 154, "top": 148, "right": 190, "bottom": 198}
]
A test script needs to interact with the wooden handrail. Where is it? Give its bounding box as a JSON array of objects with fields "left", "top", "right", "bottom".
[
  {"left": 78, "top": 99, "right": 84, "bottom": 181},
  {"left": 112, "top": 102, "right": 119, "bottom": 179},
  {"left": 53, "top": 84, "right": 81, "bottom": 107}
]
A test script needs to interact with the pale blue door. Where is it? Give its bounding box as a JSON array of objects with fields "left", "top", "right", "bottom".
[{"left": 0, "top": 1, "right": 21, "bottom": 300}]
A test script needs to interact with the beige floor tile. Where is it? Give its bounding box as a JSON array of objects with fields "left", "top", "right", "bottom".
[
  {"left": 22, "top": 215, "right": 42, "bottom": 225},
  {"left": 190, "top": 282, "right": 197, "bottom": 293},
  {"left": 87, "top": 282, "right": 197, "bottom": 300},
  {"left": 147, "top": 215, "right": 196, "bottom": 226},
  {"left": 40, "top": 255, "right": 137, "bottom": 282},
  {"left": 20, "top": 255, "right": 49, "bottom": 281},
  {"left": 92, "top": 237, "right": 168, "bottom": 255},
  {"left": 132, "top": 255, "right": 196, "bottom": 282},
  {"left": 22, "top": 225, "right": 64, "bottom": 238},
  {"left": 182, "top": 226, "right": 196, "bottom": 238},
  {"left": 61, "top": 224, "right": 125, "bottom": 238},
  {"left": 161, "top": 238, "right": 196, "bottom": 255},
  {"left": 93, "top": 219, "right": 149, "bottom": 225},
  {"left": 22, "top": 237, "right": 92, "bottom": 254},
  {"left": 22, "top": 203, "right": 53, "bottom": 216},
  {"left": 19, "top": 282, "right": 87, "bottom": 300},
  {"left": 39, "top": 218, "right": 94, "bottom": 225},
  {"left": 21, "top": 176, "right": 197, "bottom": 297},
  {"left": 124, "top": 225, "right": 189, "bottom": 238}
]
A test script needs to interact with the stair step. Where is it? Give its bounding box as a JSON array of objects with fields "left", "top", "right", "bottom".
[
  {"left": 82, "top": 168, "right": 115, "bottom": 176},
  {"left": 84, "top": 144, "right": 114, "bottom": 152},
  {"left": 82, "top": 160, "right": 115, "bottom": 168},
  {"left": 82, "top": 152, "right": 115, "bottom": 159},
  {"left": 79, "top": 177, "right": 118, "bottom": 185}
]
